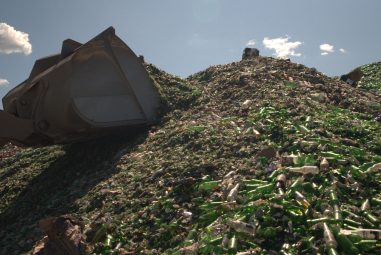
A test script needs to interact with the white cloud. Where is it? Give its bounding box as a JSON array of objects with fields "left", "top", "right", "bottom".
[
  {"left": 0, "top": 23, "right": 32, "bottom": 55},
  {"left": 320, "top": 44, "right": 334, "bottom": 52},
  {"left": 262, "top": 36, "right": 302, "bottom": 59},
  {"left": 0, "top": 78, "right": 10, "bottom": 86},
  {"left": 246, "top": 39, "right": 256, "bottom": 47},
  {"left": 339, "top": 48, "right": 346, "bottom": 53},
  {"left": 320, "top": 43, "right": 334, "bottom": 55}
]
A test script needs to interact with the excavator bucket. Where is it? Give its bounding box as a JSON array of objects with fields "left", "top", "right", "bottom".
[{"left": 0, "top": 27, "right": 160, "bottom": 146}]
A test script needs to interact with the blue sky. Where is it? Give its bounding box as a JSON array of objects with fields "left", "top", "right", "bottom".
[{"left": 1, "top": 0, "right": 381, "bottom": 104}]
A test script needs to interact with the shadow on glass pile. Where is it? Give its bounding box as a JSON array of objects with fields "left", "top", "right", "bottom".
[{"left": 0, "top": 127, "right": 150, "bottom": 254}]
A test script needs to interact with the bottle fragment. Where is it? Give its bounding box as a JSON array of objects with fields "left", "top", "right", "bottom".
[
  {"left": 365, "top": 162, "right": 381, "bottom": 173},
  {"left": 289, "top": 166, "right": 319, "bottom": 175},
  {"left": 335, "top": 232, "right": 360, "bottom": 255},
  {"left": 227, "top": 184, "right": 240, "bottom": 202},
  {"left": 329, "top": 189, "right": 338, "bottom": 204},
  {"left": 320, "top": 158, "right": 329, "bottom": 171},
  {"left": 340, "top": 229, "right": 381, "bottom": 240},
  {"left": 228, "top": 220, "right": 256, "bottom": 235},
  {"left": 285, "top": 178, "right": 302, "bottom": 196},
  {"left": 253, "top": 128, "right": 261, "bottom": 138},
  {"left": 323, "top": 223, "right": 337, "bottom": 248},
  {"left": 333, "top": 204, "right": 342, "bottom": 221},
  {"left": 281, "top": 154, "right": 299, "bottom": 165},
  {"left": 198, "top": 180, "right": 219, "bottom": 191},
  {"left": 361, "top": 199, "right": 370, "bottom": 211},
  {"left": 224, "top": 171, "right": 236, "bottom": 179},
  {"left": 241, "top": 99, "right": 253, "bottom": 109},
  {"left": 221, "top": 234, "right": 229, "bottom": 247},
  {"left": 307, "top": 217, "right": 337, "bottom": 224},
  {"left": 295, "top": 191, "right": 310, "bottom": 209},
  {"left": 229, "top": 235, "right": 237, "bottom": 250},
  {"left": 275, "top": 174, "right": 286, "bottom": 195},
  {"left": 360, "top": 199, "right": 379, "bottom": 224}
]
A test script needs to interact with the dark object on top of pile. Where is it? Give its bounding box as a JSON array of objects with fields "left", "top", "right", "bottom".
[{"left": 340, "top": 68, "right": 364, "bottom": 86}]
